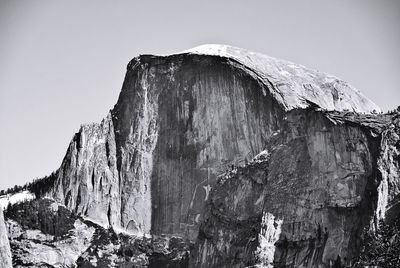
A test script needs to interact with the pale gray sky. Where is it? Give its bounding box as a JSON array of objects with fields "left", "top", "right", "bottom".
[{"left": 0, "top": 0, "right": 399, "bottom": 190}]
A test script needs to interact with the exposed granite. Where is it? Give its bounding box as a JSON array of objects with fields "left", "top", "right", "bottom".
[
  {"left": 192, "top": 109, "right": 400, "bottom": 268},
  {"left": 0, "top": 207, "right": 12, "bottom": 268}
]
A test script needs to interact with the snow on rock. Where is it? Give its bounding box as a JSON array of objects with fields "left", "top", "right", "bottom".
[
  {"left": 252, "top": 149, "right": 270, "bottom": 164},
  {"left": 0, "top": 190, "right": 35, "bottom": 210},
  {"left": 177, "top": 44, "right": 381, "bottom": 113},
  {"left": 181, "top": 44, "right": 228, "bottom": 57},
  {"left": 255, "top": 212, "right": 283, "bottom": 268}
]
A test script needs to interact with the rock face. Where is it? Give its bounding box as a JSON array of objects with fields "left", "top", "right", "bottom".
[
  {"left": 50, "top": 45, "right": 380, "bottom": 240},
  {"left": 7, "top": 44, "right": 398, "bottom": 266},
  {"left": 376, "top": 115, "right": 400, "bottom": 223},
  {"left": 0, "top": 207, "right": 12, "bottom": 268},
  {"left": 4, "top": 198, "right": 190, "bottom": 268},
  {"left": 51, "top": 113, "right": 121, "bottom": 230},
  {"left": 3, "top": 196, "right": 192, "bottom": 268},
  {"left": 191, "top": 110, "right": 396, "bottom": 267},
  {"left": 5, "top": 199, "right": 95, "bottom": 267}
]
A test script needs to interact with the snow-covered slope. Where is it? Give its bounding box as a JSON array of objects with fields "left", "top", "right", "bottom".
[
  {"left": 0, "top": 191, "right": 35, "bottom": 210},
  {"left": 177, "top": 44, "right": 380, "bottom": 113}
]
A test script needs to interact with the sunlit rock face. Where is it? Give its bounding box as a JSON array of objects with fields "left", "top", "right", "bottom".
[
  {"left": 0, "top": 207, "right": 12, "bottom": 268},
  {"left": 50, "top": 113, "right": 122, "bottom": 230},
  {"left": 4, "top": 199, "right": 96, "bottom": 267},
  {"left": 4, "top": 198, "right": 190, "bottom": 267},
  {"left": 191, "top": 110, "right": 397, "bottom": 268},
  {"left": 376, "top": 115, "right": 400, "bottom": 223}
]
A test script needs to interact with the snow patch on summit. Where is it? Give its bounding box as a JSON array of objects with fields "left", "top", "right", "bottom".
[{"left": 182, "top": 44, "right": 228, "bottom": 57}]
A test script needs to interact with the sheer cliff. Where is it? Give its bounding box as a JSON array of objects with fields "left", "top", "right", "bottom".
[
  {"left": 191, "top": 110, "right": 399, "bottom": 267},
  {"left": 2, "top": 45, "right": 398, "bottom": 267},
  {"left": 50, "top": 45, "right": 380, "bottom": 239}
]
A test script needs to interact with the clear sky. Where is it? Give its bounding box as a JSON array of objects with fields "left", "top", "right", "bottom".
[{"left": 0, "top": 0, "right": 399, "bottom": 190}]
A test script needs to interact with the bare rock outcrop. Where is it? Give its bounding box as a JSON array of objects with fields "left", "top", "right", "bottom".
[
  {"left": 0, "top": 207, "right": 12, "bottom": 268},
  {"left": 191, "top": 109, "right": 394, "bottom": 267},
  {"left": 5, "top": 199, "right": 95, "bottom": 267},
  {"left": 376, "top": 114, "right": 400, "bottom": 223},
  {"left": 50, "top": 113, "right": 122, "bottom": 230}
]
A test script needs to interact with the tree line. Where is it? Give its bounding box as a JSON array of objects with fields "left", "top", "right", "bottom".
[{"left": 0, "top": 170, "right": 58, "bottom": 198}]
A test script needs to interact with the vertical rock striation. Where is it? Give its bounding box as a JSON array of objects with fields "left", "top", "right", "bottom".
[
  {"left": 376, "top": 114, "right": 400, "bottom": 223},
  {"left": 51, "top": 112, "right": 122, "bottom": 230},
  {"left": 52, "top": 51, "right": 291, "bottom": 238},
  {"left": 192, "top": 110, "right": 398, "bottom": 267}
]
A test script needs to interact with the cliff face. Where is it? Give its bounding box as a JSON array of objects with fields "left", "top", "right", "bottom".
[
  {"left": 376, "top": 115, "right": 400, "bottom": 223},
  {"left": 114, "top": 54, "right": 288, "bottom": 239},
  {"left": 191, "top": 110, "right": 394, "bottom": 267},
  {"left": 0, "top": 208, "right": 12, "bottom": 268},
  {"left": 52, "top": 53, "right": 287, "bottom": 238},
  {"left": 51, "top": 113, "right": 121, "bottom": 229},
  {"left": 50, "top": 45, "right": 380, "bottom": 240},
  {"left": 11, "top": 44, "right": 394, "bottom": 267}
]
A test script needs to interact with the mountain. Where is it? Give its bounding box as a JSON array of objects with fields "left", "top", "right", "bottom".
[{"left": 1, "top": 45, "right": 399, "bottom": 267}]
